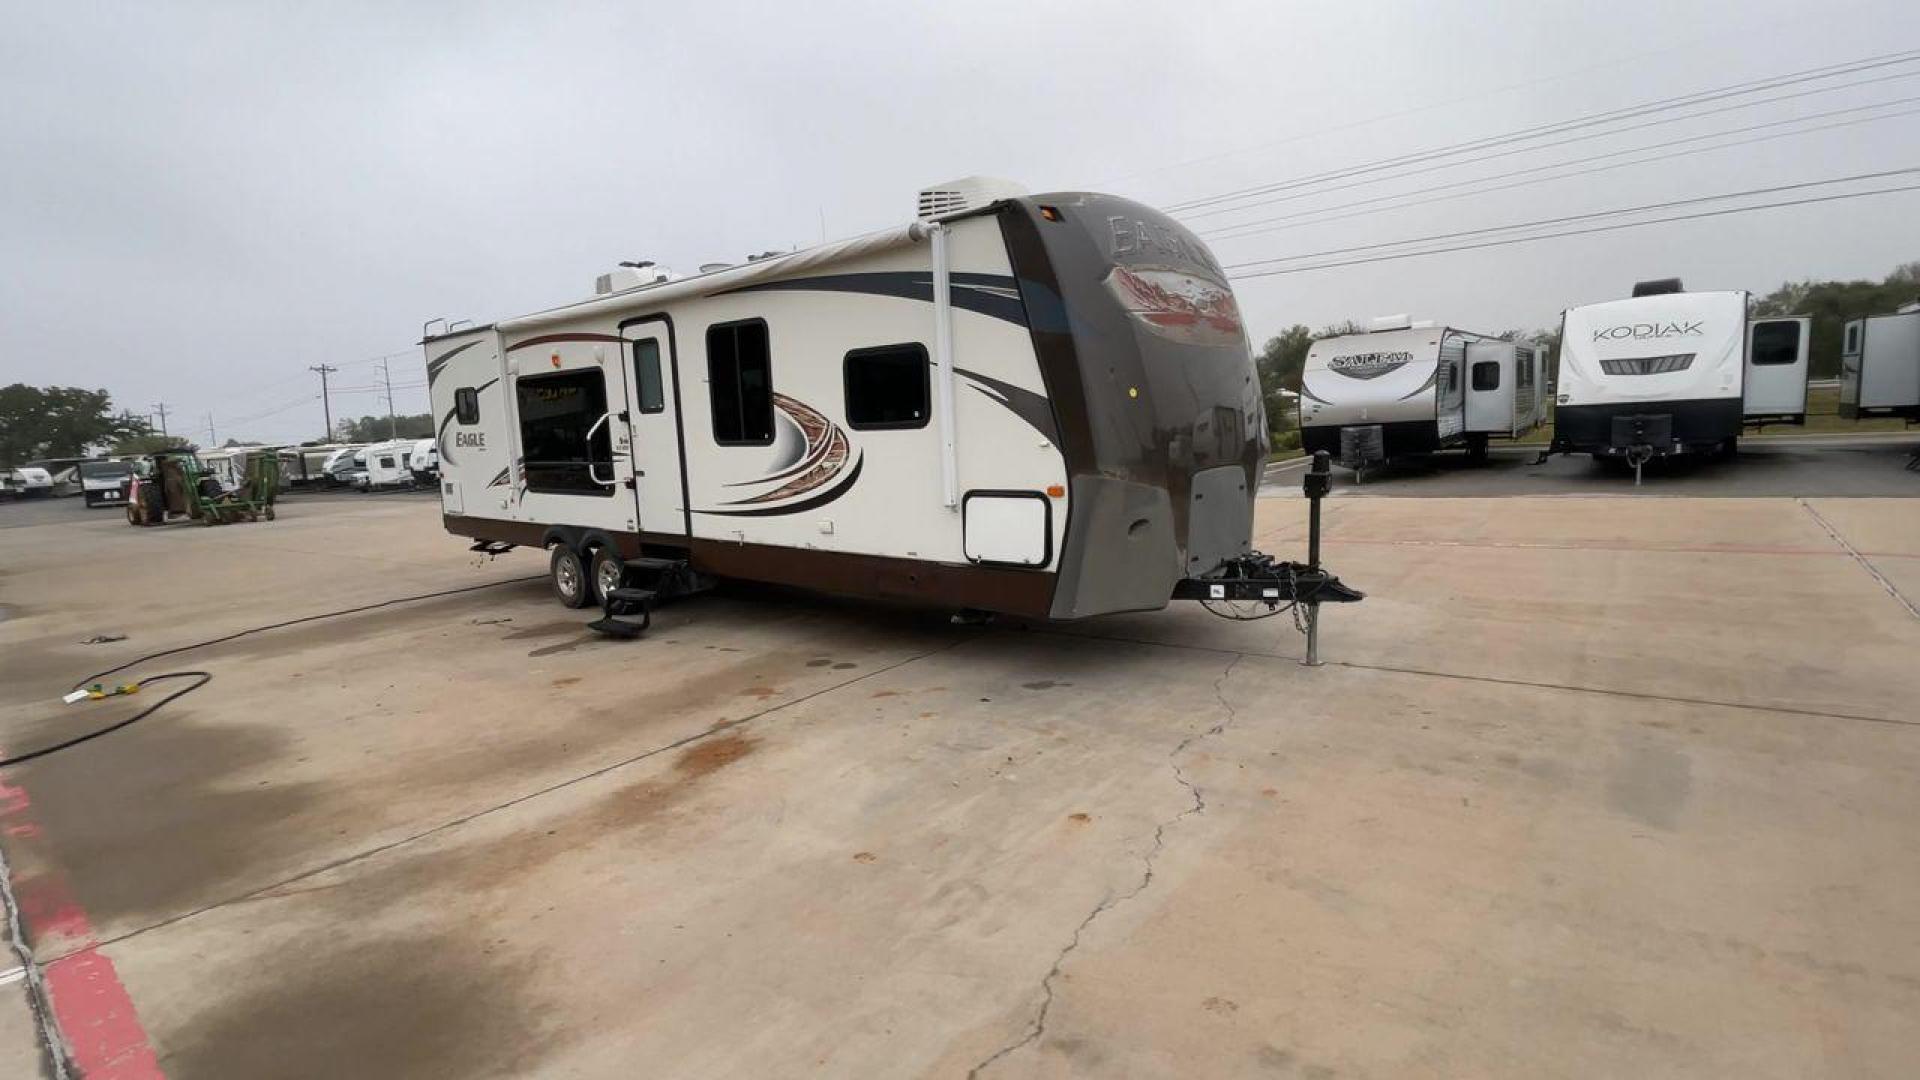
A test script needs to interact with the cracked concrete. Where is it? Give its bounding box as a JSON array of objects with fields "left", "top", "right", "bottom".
[
  {"left": 1, "top": 492, "right": 1918, "bottom": 1076},
  {"left": 968, "top": 655, "right": 1244, "bottom": 1079}
]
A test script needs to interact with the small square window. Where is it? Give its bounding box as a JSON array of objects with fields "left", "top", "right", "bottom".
[
  {"left": 844, "top": 344, "right": 930, "bottom": 429},
  {"left": 1471, "top": 360, "right": 1500, "bottom": 392},
  {"left": 455, "top": 387, "right": 480, "bottom": 425}
]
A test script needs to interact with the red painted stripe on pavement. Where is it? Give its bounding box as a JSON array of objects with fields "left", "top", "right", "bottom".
[{"left": 0, "top": 773, "right": 164, "bottom": 1077}]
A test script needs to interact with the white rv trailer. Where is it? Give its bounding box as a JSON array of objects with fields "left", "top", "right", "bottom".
[
  {"left": 407, "top": 438, "right": 439, "bottom": 484},
  {"left": 1553, "top": 280, "right": 1810, "bottom": 460},
  {"left": 361, "top": 440, "right": 416, "bottom": 490},
  {"left": 1837, "top": 308, "right": 1920, "bottom": 420},
  {"left": 425, "top": 181, "right": 1283, "bottom": 620},
  {"left": 1298, "top": 316, "right": 1545, "bottom": 468}
]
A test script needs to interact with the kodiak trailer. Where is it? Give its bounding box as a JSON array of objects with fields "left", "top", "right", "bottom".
[
  {"left": 1298, "top": 316, "right": 1546, "bottom": 471},
  {"left": 1837, "top": 308, "right": 1920, "bottom": 420},
  {"left": 1553, "top": 280, "right": 1810, "bottom": 466},
  {"left": 424, "top": 179, "right": 1359, "bottom": 628}
]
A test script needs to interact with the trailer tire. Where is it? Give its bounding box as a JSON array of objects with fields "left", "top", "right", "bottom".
[
  {"left": 589, "top": 547, "right": 626, "bottom": 602},
  {"left": 550, "top": 545, "right": 593, "bottom": 609}
]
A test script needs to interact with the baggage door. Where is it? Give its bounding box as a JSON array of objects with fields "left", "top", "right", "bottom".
[
  {"left": 1744, "top": 317, "right": 1809, "bottom": 419},
  {"left": 507, "top": 335, "right": 637, "bottom": 535},
  {"left": 620, "top": 317, "right": 688, "bottom": 543}
]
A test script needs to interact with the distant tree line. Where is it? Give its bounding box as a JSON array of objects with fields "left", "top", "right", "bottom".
[
  {"left": 333, "top": 413, "right": 434, "bottom": 442},
  {"left": 1253, "top": 260, "right": 1919, "bottom": 436},
  {"left": 0, "top": 384, "right": 154, "bottom": 466}
]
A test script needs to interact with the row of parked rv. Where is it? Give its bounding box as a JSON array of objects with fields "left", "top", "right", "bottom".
[
  {"left": 1, "top": 438, "right": 443, "bottom": 508},
  {"left": 1299, "top": 281, "right": 1920, "bottom": 472}
]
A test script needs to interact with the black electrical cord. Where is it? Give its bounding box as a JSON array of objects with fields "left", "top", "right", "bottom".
[
  {"left": 0, "top": 673, "right": 211, "bottom": 768},
  {"left": 0, "top": 575, "right": 542, "bottom": 769}
]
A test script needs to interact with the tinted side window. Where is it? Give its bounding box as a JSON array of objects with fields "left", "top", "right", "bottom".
[
  {"left": 634, "top": 339, "right": 665, "bottom": 414},
  {"left": 845, "top": 344, "right": 930, "bottom": 429},
  {"left": 707, "top": 320, "right": 773, "bottom": 445},
  {"left": 455, "top": 387, "right": 480, "bottom": 425},
  {"left": 1751, "top": 322, "right": 1800, "bottom": 366},
  {"left": 1471, "top": 361, "right": 1500, "bottom": 392}
]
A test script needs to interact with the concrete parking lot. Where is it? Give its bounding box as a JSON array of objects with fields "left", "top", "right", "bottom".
[
  {"left": 1, "top": 476, "right": 1918, "bottom": 1077},
  {"left": 1263, "top": 433, "right": 1920, "bottom": 498}
]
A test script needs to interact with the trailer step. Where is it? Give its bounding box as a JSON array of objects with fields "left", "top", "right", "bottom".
[
  {"left": 587, "top": 587, "right": 657, "bottom": 639},
  {"left": 468, "top": 540, "right": 517, "bottom": 556}
]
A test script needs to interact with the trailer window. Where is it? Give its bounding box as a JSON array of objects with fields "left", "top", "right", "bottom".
[
  {"left": 1471, "top": 361, "right": 1500, "bottom": 392},
  {"left": 633, "top": 339, "right": 666, "bottom": 414},
  {"left": 1751, "top": 321, "right": 1801, "bottom": 366},
  {"left": 1845, "top": 324, "right": 1860, "bottom": 353},
  {"left": 515, "top": 370, "right": 613, "bottom": 497},
  {"left": 844, "top": 344, "right": 930, "bottom": 429},
  {"left": 455, "top": 387, "right": 480, "bottom": 425},
  {"left": 706, "top": 319, "right": 773, "bottom": 445}
]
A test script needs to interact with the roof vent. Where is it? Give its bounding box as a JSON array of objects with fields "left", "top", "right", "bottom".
[
  {"left": 698, "top": 262, "right": 733, "bottom": 274},
  {"left": 1368, "top": 314, "right": 1413, "bottom": 332},
  {"left": 1631, "top": 278, "right": 1684, "bottom": 297},
  {"left": 916, "top": 176, "right": 1029, "bottom": 220}
]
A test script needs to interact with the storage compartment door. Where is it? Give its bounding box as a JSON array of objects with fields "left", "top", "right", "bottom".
[{"left": 963, "top": 491, "right": 1051, "bottom": 568}]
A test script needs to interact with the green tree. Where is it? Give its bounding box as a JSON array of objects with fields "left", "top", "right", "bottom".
[
  {"left": 113, "top": 433, "right": 198, "bottom": 455},
  {"left": 0, "top": 385, "right": 152, "bottom": 466},
  {"left": 1253, "top": 321, "right": 1365, "bottom": 436},
  {"left": 333, "top": 413, "right": 434, "bottom": 441},
  {"left": 1751, "top": 262, "right": 1920, "bottom": 378}
]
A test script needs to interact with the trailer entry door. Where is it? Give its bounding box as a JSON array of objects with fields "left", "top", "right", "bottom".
[
  {"left": 621, "top": 318, "right": 688, "bottom": 543},
  {"left": 1744, "top": 317, "right": 1809, "bottom": 420}
]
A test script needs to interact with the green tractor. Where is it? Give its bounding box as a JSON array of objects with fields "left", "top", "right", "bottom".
[{"left": 126, "top": 449, "right": 279, "bottom": 527}]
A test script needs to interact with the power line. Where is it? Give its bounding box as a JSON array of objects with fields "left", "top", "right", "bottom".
[
  {"left": 1092, "top": 0, "right": 1894, "bottom": 191},
  {"left": 1203, "top": 96, "right": 1920, "bottom": 242},
  {"left": 1168, "top": 48, "right": 1920, "bottom": 217},
  {"left": 1221, "top": 168, "right": 1920, "bottom": 270},
  {"left": 1226, "top": 182, "right": 1920, "bottom": 280}
]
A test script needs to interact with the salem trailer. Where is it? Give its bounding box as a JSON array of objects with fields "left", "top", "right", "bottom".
[
  {"left": 1837, "top": 309, "right": 1920, "bottom": 420},
  {"left": 425, "top": 179, "right": 1358, "bottom": 633},
  {"left": 1553, "top": 281, "right": 1810, "bottom": 469},
  {"left": 1299, "top": 316, "right": 1545, "bottom": 471}
]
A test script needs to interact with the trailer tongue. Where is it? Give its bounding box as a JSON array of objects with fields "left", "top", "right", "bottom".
[{"left": 1170, "top": 451, "right": 1363, "bottom": 664}]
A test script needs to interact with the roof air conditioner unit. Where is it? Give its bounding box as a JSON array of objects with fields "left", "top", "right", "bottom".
[
  {"left": 1369, "top": 314, "right": 1413, "bottom": 332},
  {"left": 916, "top": 176, "right": 1029, "bottom": 220},
  {"left": 595, "top": 262, "right": 675, "bottom": 295},
  {"left": 1631, "top": 278, "right": 1684, "bottom": 297}
]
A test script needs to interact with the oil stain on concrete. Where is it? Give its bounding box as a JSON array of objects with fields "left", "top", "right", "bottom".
[{"left": 1606, "top": 741, "right": 1693, "bottom": 830}]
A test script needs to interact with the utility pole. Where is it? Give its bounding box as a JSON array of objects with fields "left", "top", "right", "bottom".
[
  {"left": 309, "top": 364, "right": 338, "bottom": 440},
  {"left": 207, "top": 412, "right": 218, "bottom": 446},
  {"left": 151, "top": 402, "right": 169, "bottom": 437},
  {"left": 380, "top": 358, "right": 397, "bottom": 440}
]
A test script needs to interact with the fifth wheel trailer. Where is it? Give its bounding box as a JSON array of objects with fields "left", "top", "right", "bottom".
[
  {"left": 1838, "top": 309, "right": 1920, "bottom": 420},
  {"left": 1298, "top": 317, "right": 1546, "bottom": 469},
  {"left": 1553, "top": 281, "right": 1810, "bottom": 461},
  {"left": 425, "top": 179, "right": 1359, "bottom": 623}
]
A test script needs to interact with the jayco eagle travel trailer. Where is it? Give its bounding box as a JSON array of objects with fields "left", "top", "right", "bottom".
[
  {"left": 1298, "top": 317, "right": 1546, "bottom": 469},
  {"left": 425, "top": 180, "right": 1359, "bottom": 624},
  {"left": 1837, "top": 308, "right": 1920, "bottom": 420},
  {"left": 1554, "top": 281, "right": 1810, "bottom": 461}
]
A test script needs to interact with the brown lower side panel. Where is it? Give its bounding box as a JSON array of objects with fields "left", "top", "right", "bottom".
[{"left": 443, "top": 515, "right": 1057, "bottom": 618}]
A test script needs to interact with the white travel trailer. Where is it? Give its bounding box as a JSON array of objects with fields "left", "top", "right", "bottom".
[
  {"left": 424, "top": 181, "right": 1344, "bottom": 622},
  {"left": 1837, "top": 308, "right": 1920, "bottom": 420},
  {"left": 1298, "top": 316, "right": 1545, "bottom": 469},
  {"left": 1554, "top": 280, "right": 1810, "bottom": 461},
  {"left": 407, "top": 438, "right": 439, "bottom": 484},
  {"left": 361, "top": 440, "right": 416, "bottom": 490}
]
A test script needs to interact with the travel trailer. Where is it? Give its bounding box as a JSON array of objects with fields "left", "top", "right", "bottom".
[
  {"left": 408, "top": 438, "right": 439, "bottom": 485},
  {"left": 1837, "top": 308, "right": 1920, "bottom": 420},
  {"left": 78, "top": 459, "right": 134, "bottom": 507},
  {"left": 361, "top": 440, "right": 416, "bottom": 490},
  {"left": 1298, "top": 317, "right": 1546, "bottom": 470},
  {"left": 425, "top": 180, "right": 1336, "bottom": 622},
  {"left": 1553, "top": 280, "right": 1810, "bottom": 462}
]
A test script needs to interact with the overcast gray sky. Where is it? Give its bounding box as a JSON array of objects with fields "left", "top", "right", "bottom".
[{"left": 4, "top": 0, "right": 1919, "bottom": 444}]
